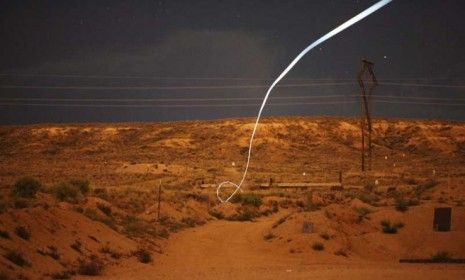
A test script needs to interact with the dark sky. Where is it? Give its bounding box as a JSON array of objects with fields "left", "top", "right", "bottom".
[{"left": 0, "top": 0, "right": 464, "bottom": 124}]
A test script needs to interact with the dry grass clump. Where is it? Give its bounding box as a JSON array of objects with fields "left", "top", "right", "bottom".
[
  {"left": 380, "top": 219, "right": 404, "bottom": 234},
  {"left": 133, "top": 248, "right": 152, "bottom": 263},
  {"left": 11, "top": 177, "right": 41, "bottom": 198},
  {"left": 312, "top": 242, "right": 325, "bottom": 251},
  {"left": 4, "top": 250, "right": 29, "bottom": 267},
  {"left": 15, "top": 226, "right": 30, "bottom": 240},
  {"left": 78, "top": 256, "right": 104, "bottom": 276}
]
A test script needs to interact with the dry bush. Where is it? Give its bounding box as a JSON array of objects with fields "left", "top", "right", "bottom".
[
  {"left": 15, "top": 226, "right": 30, "bottom": 240},
  {"left": 380, "top": 219, "right": 404, "bottom": 234},
  {"left": 52, "top": 182, "right": 79, "bottom": 202},
  {"left": 208, "top": 209, "right": 224, "bottom": 219},
  {"left": 11, "top": 177, "right": 41, "bottom": 198},
  {"left": 78, "top": 256, "right": 104, "bottom": 276},
  {"left": 4, "top": 250, "right": 29, "bottom": 267},
  {"left": 133, "top": 248, "right": 152, "bottom": 263},
  {"left": 312, "top": 242, "right": 325, "bottom": 251},
  {"left": 319, "top": 232, "right": 330, "bottom": 240},
  {"left": 51, "top": 270, "right": 72, "bottom": 279},
  {"left": 0, "top": 230, "right": 10, "bottom": 239},
  {"left": 263, "top": 232, "right": 275, "bottom": 241}
]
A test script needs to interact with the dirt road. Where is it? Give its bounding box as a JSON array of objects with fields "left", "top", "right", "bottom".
[{"left": 100, "top": 215, "right": 465, "bottom": 280}]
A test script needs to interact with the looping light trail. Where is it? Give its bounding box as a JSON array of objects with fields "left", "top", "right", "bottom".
[{"left": 216, "top": 0, "right": 393, "bottom": 202}]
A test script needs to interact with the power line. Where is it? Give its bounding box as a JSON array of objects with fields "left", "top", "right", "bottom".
[
  {"left": 0, "top": 100, "right": 464, "bottom": 108},
  {"left": 1, "top": 81, "right": 465, "bottom": 90},
  {"left": 0, "top": 82, "right": 356, "bottom": 90},
  {"left": 1, "top": 73, "right": 465, "bottom": 82},
  {"left": 0, "top": 95, "right": 464, "bottom": 103}
]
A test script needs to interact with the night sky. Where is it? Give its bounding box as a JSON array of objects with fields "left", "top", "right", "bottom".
[{"left": 1, "top": 0, "right": 464, "bottom": 124}]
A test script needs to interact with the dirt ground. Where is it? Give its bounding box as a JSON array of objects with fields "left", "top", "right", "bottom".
[
  {"left": 101, "top": 215, "right": 465, "bottom": 280},
  {"left": 1, "top": 116, "right": 464, "bottom": 279}
]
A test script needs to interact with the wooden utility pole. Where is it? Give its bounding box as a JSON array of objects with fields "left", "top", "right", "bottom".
[
  {"left": 157, "top": 180, "right": 162, "bottom": 221},
  {"left": 357, "top": 59, "right": 378, "bottom": 172}
]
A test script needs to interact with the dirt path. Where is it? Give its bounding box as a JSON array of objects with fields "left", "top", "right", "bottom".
[{"left": 100, "top": 215, "right": 465, "bottom": 280}]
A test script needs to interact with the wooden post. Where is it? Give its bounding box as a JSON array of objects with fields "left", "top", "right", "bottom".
[{"left": 157, "top": 180, "right": 162, "bottom": 221}]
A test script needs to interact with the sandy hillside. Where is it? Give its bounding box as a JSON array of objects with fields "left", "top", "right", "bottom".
[{"left": 0, "top": 117, "right": 464, "bottom": 279}]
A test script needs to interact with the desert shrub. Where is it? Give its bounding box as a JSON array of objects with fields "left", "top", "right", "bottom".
[
  {"left": 181, "top": 217, "right": 203, "bottom": 228},
  {"left": 357, "top": 193, "right": 379, "bottom": 206},
  {"left": 100, "top": 244, "right": 121, "bottom": 259},
  {"left": 51, "top": 271, "right": 71, "bottom": 279},
  {"left": 380, "top": 219, "right": 404, "bottom": 234},
  {"left": 208, "top": 209, "right": 224, "bottom": 219},
  {"left": 11, "top": 177, "right": 41, "bottom": 198},
  {"left": 121, "top": 216, "right": 146, "bottom": 236},
  {"left": 156, "top": 228, "right": 169, "bottom": 239},
  {"left": 354, "top": 207, "right": 371, "bottom": 222},
  {"left": 15, "top": 226, "right": 30, "bottom": 240},
  {"left": 228, "top": 208, "right": 255, "bottom": 221},
  {"left": 70, "top": 240, "right": 82, "bottom": 253},
  {"left": 83, "top": 208, "right": 114, "bottom": 228},
  {"left": 4, "top": 250, "right": 29, "bottom": 267},
  {"left": 134, "top": 248, "right": 152, "bottom": 263},
  {"left": 334, "top": 249, "right": 348, "bottom": 257},
  {"left": 46, "top": 246, "right": 60, "bottom": 260},
  {"left": 241, "top": 193, "right": 263, "bottom": 208},
  {"left": 13, "top": 198, "right": 29, "bottom": 209},
  {"left": 229, "top": 193, "right": 242, "bottom": 204},
  {"left": 263, "top": 232, "right": 275, "bottom": 240},
  {"left": 415, "top": 180, "right": 438, "bottom": 195},
  {"left": 68, "top": 179, "right": 89, "bottom": 194},
  {"left": 96, "top": 203, "right": 112, "bottom": 217},
  {"left": 52, "top": 182, "right": 78, "bottom": 202},
  {"left": 93, "top": 188, "right": 109, "bottom": 201},
  {"left": 431, "top": 251, "right": 452, "bottom": 262},
  {"left": 395, "top": 198, "right": 409, "bottom": 212},
  {"left": 78, "top": 257, "right": 103, "bottom": 276},
  {"left": 0, "top": 230, "right": 10, "bottom": 239},
  {"left": 319, "top": 232, "right": 330, "bottom": 240},
  {"left": 312, "top": 242, "right": 325, "bottom": 251}
]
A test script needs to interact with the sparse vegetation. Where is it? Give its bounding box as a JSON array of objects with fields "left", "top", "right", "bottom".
[
  {"left": 78, "top": 257, "right": 103, "bottom": 276},
  {"left": 0, "top": 230, "right": 10, "bottom": 239},
  {"left": 100, "top": 244, "right": 121, "bottom": 259},
  {"left": 312, "top": 242, "right": 325, "bottom": 251},
  {"left": 227, "top": 208, "right": 255, "bottom": 221},
  {"left": 134, "top": 248, "right": 152, "bottom": 263},
  {"left": 208, "top": 209, "right": 225, "bottom": 219},
  {"left": 96, "top": 203, "right": 112, "bottom": 217},
  {"left": 4, "top": 250, "right": 29, "bottom": 267},
  {"left": 241, "top": 193, "right": 263, "bottom": 207},
  {"left": 52, "top": 182, "right": 79, "bottom": 202},
  {"left": 71, "top": 240, "right": 82, "bottom": 253},
  {"left": 51, "top": 270, "right": 72, "bottom": 279},
  {"left": 380, "top": 219, "right": 404, "bottom": 234},
  {"left": 11, "top": 177, "right": 41, "bottom": 198},
  {"left": 334, "top": 249, "right": 348, "bottom": 257},
  {"left": 354, "top": 207, "right": 372, "bottom": 222},
  {"left": 15, "top": 226, "right": 30, "bottom": 240},
  {"left": 431, "top": 251, "right": 452, "bottom": 262},
  {"left": 395, "top": 197, "right": 409, "bottom": 212},
  {"left": 263, "top": 232, "right": 276, "bottom": 240},
  {"left": 319, "top": 232, "right": 330, "bottom": 240},
  {"left": 415, "top": 180, "right": 438, "bottom": 196},
  {"left": 68, "top": 178, "right": 90, "bottom": 194}
]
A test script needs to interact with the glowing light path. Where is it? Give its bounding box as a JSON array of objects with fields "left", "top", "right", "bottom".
[{"left": 216, "top": 0, "right": 392, "bottom": 202}]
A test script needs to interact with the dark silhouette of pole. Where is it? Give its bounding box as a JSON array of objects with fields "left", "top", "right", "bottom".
[
  {"left": 157, "top": 180, "right": 162, "bottom": 221},
  {"left": 357, "top": 59, "right": 377, "bottom": 172}
]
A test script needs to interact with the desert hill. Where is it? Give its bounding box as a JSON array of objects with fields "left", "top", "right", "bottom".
[{"left": 0, "top": 117, "right": 464, "bottom": 279}]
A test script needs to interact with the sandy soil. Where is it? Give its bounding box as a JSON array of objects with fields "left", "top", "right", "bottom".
[{"left": 100, "top": 214, "right": 465, "bottom": 280}]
